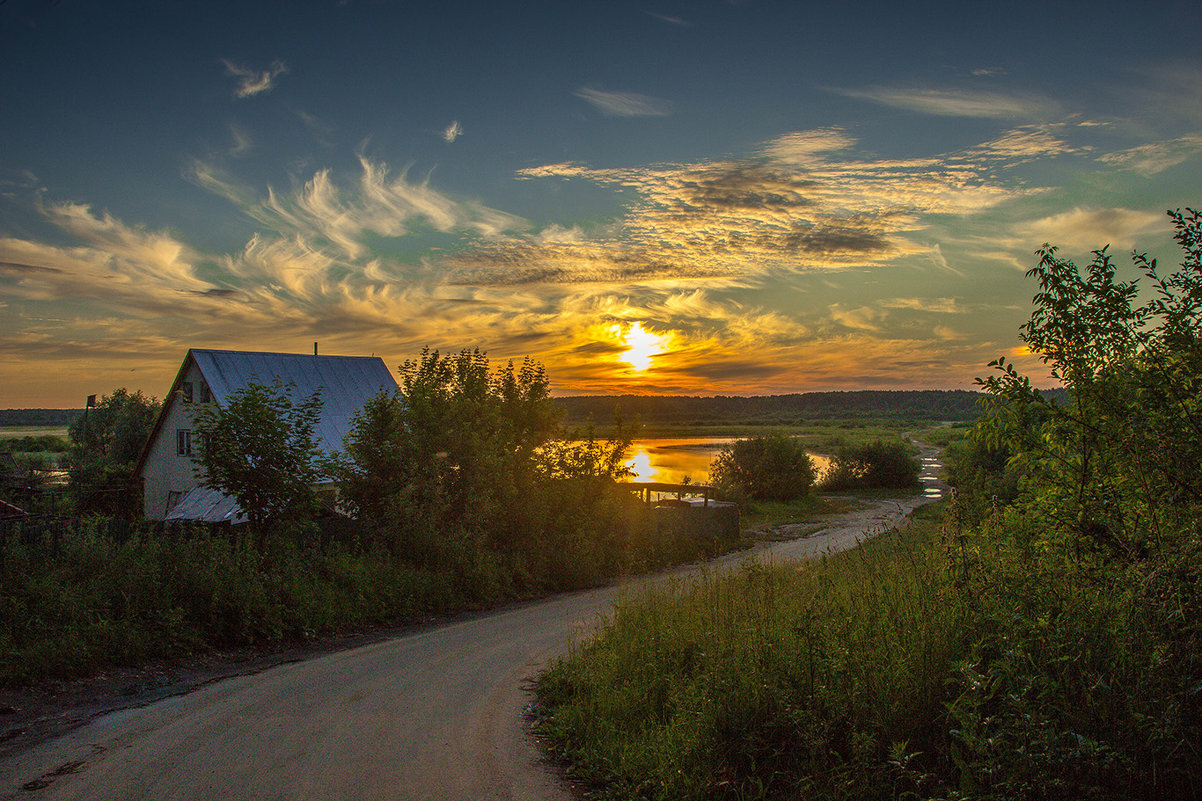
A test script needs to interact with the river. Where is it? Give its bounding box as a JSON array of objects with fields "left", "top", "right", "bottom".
[{"left": 623, "top": 438, "right": 832, "bottom": 485}]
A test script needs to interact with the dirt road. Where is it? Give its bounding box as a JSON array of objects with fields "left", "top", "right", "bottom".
[{"left": 1, "top": 448, "right": 946, "bottom": 800}]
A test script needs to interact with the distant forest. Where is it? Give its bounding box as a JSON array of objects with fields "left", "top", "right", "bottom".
[
  {"left": 3, "top": 389, "right": 1072, "bottom": 429},
  {"left": 554, "top": 390, "right": 1004, "bottom": 426},
  {"left": 0, "top": 408, "right": 83, "bottom": 427}
]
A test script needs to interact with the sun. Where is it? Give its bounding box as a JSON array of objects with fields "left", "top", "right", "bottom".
[{"left": 613, "top": 322, "right": 666, "bottom": 372}]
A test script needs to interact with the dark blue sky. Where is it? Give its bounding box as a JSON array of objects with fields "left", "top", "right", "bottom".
[{"left": 2, "top": 0, "right": 1200, "bottom": 404}]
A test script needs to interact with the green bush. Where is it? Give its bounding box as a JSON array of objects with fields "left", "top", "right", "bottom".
[
  {"left": 821, "top": 439, "right": 920, "bottom": 490},
  {"left": 66, "top": 389, "right": 160, "bottom": 517},
  {"left": 708, "top": 435, "right": 815, "bottom": 500},
  {"left": 338, "top": 349, "right": 707, "bottom": 595}
]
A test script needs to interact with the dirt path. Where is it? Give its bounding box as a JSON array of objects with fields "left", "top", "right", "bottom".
[{"left": 0, "top": 445, "right": 947, "bottom": 800}]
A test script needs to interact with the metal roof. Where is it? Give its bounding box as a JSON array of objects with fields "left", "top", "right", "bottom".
[
  {"left": 191, "top": 349, "right": 397, "bottom": 455},
  {"left": 165, "top": 486, "right": 247, "bottom": 524}
]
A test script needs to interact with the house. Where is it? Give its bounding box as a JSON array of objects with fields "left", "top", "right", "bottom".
[{"left": 135, "top": 349, "right": 397, "bottom": 522}]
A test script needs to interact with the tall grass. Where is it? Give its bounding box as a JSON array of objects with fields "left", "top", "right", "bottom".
[
  {"left": 537, "top": 515, "right": 969, "bottom": 799},
  {"left": 0, "top": 523, "right": 465, "bottom": 685},
  {"left": 535, "top": 505, "right": 1202, "bottom": 800}
]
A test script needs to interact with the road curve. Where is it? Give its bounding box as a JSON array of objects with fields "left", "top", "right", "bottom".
[{"left": 1, "top": 451, "right": 945, "bottom": 800}]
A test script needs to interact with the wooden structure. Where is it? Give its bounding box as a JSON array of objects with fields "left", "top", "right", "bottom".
[{"left": 623, "top": 481, "right": 721, "bottom": 506}]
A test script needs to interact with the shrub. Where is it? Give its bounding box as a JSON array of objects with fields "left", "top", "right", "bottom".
[
  {"left": 821, "top": 439, "right": 920, "bottom": 490},
  {"left": 708, "top": 435, "right": 814, "bottom": 501}
]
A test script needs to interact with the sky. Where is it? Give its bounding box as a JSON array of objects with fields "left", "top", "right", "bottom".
[{"left": 2, "top": 0, "right": 1201, "bottom": 407}]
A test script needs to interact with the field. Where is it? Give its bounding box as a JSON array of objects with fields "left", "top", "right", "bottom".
[
  {"left": 0, "top": 426, "right": 69, "bottom": 440},
  {"left": 0, "top": 426, "right": 71, "bottom": 470}
]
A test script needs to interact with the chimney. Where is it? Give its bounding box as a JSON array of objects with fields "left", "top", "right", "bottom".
[{"left": 314, "top": 341, "right": 318, "bottom": 356}]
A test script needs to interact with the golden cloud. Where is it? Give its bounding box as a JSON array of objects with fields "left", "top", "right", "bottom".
[{"left": 2, "top": 126, "right": 1055, "bottom": 401}]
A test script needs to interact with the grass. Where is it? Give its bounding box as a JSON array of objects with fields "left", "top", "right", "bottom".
[
  {"left": 534, "top": 501, "right": 1202, "bottom": 800},
  {"left": 0, "top": 478, "right": 749, "bottom": 687},
  {"left": 536, "top": 511, "right": 966, "bottom": 800},
  {"left": 911, "top": 423, "right": 971, "bottom": 449},
  {"left": 0, "top": 525, "right": 471, "bottom": 686},
  {"left": 0, "top": 426, "right": 70, "bottom": 439},
  {"left": 738, "top": 493, "right": 854, "bottom": 533}
]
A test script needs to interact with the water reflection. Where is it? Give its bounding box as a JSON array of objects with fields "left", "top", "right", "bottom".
[
  {"left": 623, "top": 438, "right": 831, "bottom": 485},
  {"left": 621, "top": 438, "right": 942, "bottom": 497},
  {"left": 921, "top": 457, "right": 944, "bottom": 498}
]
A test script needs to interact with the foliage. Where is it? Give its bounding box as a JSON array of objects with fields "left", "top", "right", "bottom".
[
  {"left": 0, "top": 409, "right": 81, "bottom": 428},
  {"left": 536, "top": 520, "right": 970, "bottom": 800},
  {"left": 977, "top": 208, "right": 1202, "bottom": 558},
  {"left": 66, "top": 388, "right": 160, "bottom": 516},
  {"left": 533, "top": 425, "right": 633, "bottom": 482},
  {"left": 821, "top": 439, "right": 921, "bottom": 490},
  {"left": 340, "top": 349, "right": 656, "bottom": 593},
  {"left": 192, "top": 380, "right": 327, "bottom": 534},
  {"left": 0, "top": 521, "right": 466, "bottom": 686},
  {"left": 536, "top": 505, "right": 1202, "bottom": 801},
  {"left": 0, "top": 434, "right": 71, "bottom": 453},
  {"left": 558, "top": 390, "right": 986, "bottom": 427},
  {"left": 708, "top": 435, "right": 814, "bottom": 501},
  {"left": 339, "top": 349, "right": 559, "bottom": 557}
]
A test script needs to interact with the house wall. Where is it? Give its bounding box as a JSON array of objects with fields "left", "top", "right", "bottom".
[{"left": 141, "top": 361, "right": 212, "bottom": 520}]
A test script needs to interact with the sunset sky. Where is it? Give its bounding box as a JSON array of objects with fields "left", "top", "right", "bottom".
[{"left": 3, "top": 0, "right": 1201, "bottom": 407}]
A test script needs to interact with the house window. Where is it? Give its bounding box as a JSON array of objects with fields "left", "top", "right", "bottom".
[
  {"left": 199, "top": 382, "right": 212, "bottom": 403},
  {"left": 176, "top": 429, "right": 192, "bottom": 456},
  {"left": 180, "top": 382, "right": 194, "bottom": 403},
  {"left": 166, "top": 490, "right": 183, "bottom": 514}
]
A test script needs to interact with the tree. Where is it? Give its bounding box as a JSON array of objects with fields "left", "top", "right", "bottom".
[
  {"left": 821, "top": 440, "right": 920, "bottom": 490},
  {"left": 339, "top": 349, "right": 563, "bottom": 554},
  {"left": 192, "top": 380, "right": 327, "bottom": 535},
  {"left": 709, "top": 435, "right": 814, "bottom": 501},
  {"left": 978, "top": 208, "right": 1202, "bottom": 558},
  {"left": 67, "top": 388, "right": 160, "bottom": 516}
]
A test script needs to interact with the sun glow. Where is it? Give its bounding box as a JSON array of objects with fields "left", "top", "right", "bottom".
[{"left": 614, "top": 322, "right": 667, "bottom": 371}]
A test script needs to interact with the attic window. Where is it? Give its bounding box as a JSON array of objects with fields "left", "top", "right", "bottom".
[
  {"left": 180, "top": 382, "right": 194, "bottom": 403},
  {"left": 199, "top": 382, "right": 212, "bottom": 403},
  {"left": 176, "top": 429, "right": 192, "bottom": 456}
]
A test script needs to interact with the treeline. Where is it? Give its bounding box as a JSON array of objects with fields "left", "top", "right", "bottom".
[
  {"left": 0, "top": 435, "right": 70, "bottom": 453},
  {"left": 555, "top": 389, "right": 997, "bottom": 426},
  {"left": 0, "top": 409, "right": 82, "bottom": 427}
]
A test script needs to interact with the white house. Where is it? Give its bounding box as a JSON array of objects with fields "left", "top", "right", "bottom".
[{"left": 136, "top": 348, "right": 397, "bottom": 522}]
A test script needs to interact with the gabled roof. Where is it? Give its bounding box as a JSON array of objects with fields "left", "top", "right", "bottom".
[
  {"left": 189, "top": 349, "right": 396, "bottom": 453},
  {"left": 136, "top": 348, "right": 398, "bottom": 477}
]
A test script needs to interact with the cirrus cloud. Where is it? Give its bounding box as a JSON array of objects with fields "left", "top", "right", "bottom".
[
  {"left": 573, "top": 87, "right": 673, "bottom": 117},
  {"left": 221, "top": 58, "right": 288, "bottom": 99},
  {"left": 830, "top": 85, "right": 1060, "bottom": 119},
  {"left": 1098, "top": 132, "right": 1202, "bottom": 175}
]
